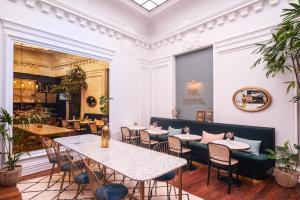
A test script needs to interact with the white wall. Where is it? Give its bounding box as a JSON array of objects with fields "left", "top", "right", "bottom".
[{"left": 141, "top": 0, "right": 298, "bottom": 148}]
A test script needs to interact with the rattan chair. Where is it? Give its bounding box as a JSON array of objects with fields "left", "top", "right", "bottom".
[
  {"left": 207, "top": 142, "right": 239, "bottom": 194},
  {"left": 74, "top": 121, "right": 87, "bottom": 133},
  {"left": 41, "top": 137, "right": 58, "bottom": 187},
  {"left": 82, "top": 158, "right": 129, "bottom": 200},
  {"left": 150, "top": 141, "right": 178, "bottom": 199},
  {"left": 140, "top": 130, "right": 159, "bottom": 149},
  {"left": 62, "top": 120, "right": 72, "bottom": 129},
  {"left": 121, "top": 127, "right": 140, "bottom": 145},
  {"left": 64, "top": 148, "right": 91, "bottom": 200},
  {"left": 168, "top": 136, "right": 192, "bottom": 167},
  {"left": 90, "top": 123, "right": 100, "bottom": 135}
]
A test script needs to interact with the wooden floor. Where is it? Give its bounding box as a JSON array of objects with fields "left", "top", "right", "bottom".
[{"left": 0, "top": 167, "right": 299, "bottom": 200}]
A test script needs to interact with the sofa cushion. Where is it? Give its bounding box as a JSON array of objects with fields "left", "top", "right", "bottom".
[
  {"left": 234, "top": 136, "right": 262, "bottom": 155},
  {"left": 168, "top": 126, "right": 182, "bottom": 135},
  {"left": 232, "top": 151, "right": 268, "bottom": 161},
  {"left": 201, "top": 131, "right": 224, "bottom": 144}
]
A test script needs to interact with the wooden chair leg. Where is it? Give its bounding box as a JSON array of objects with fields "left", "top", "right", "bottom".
[
  {"left": 207, "top": 162, "right": 211, "bottom": 186},
  {"left": 74, "top": 185, "right": 80, "bottom": 200},
  {"left": 58, "top": 172, "right": 66, "bottom": 199},
  {"left": 48, "top": 163, "right": 55, "bottom": 187}
]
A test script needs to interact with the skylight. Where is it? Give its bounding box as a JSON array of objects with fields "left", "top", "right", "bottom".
[{"left": 131, "top": 0, "right": 168, "bottom": 11}]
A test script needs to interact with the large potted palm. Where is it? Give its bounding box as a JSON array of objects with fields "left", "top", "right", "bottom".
[
  {"left": 253, "top": 1, "right": 300, "bottom": 187},
  {"left": 52, "top": 65, "right": 87, "bottom": 120}
]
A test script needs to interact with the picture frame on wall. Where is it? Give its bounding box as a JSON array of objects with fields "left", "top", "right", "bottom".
[{"left": 196, "top": 111, "right": 205, "bottom": 122}]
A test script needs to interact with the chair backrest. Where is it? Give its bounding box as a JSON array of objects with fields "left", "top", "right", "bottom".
[
  {"left": 64, "top": 148, "right": 86, "bottom": 180},
  {"left": 140, "top": 130, "right": 150, "bottom": 144},
  {"left": 81, "top": 158, "right": 104, "bottom": 194},
  {"left": 74, "top": 121, "right": 81, "bottom": 129},
  {"left": 62, "top": 120, "right": 68, "bottom": 128},
  {"left": 90, "top": 123, "right": 98, "bottom": 134},
  {"left": 207, "top": 142, "right": 231, "bottom": 164},
  {"left": 121, "top": 127, "right": 130, "bottom": 138},
  {"left": 153, "top": 141, "right": 171, "bottom": 155},
  {"left": 41, "top": 137, "right": 57, "bottom": 163},
  {"left": 168, "top": 136, "right": 182, "bottom": 154},
  {"left": 52, "top": 140, "right": 68, "bottom": 169}
]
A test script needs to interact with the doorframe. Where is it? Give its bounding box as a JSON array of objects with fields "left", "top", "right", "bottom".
[{"left": 0, "top": 19, "right": 115, "bottom": 174}]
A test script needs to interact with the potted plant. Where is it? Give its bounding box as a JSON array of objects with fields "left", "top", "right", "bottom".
[
  {"left": 52, "top": 65, "right": 87, "bottom": 119},
  {"left": 266, "top": 141, "right": 300, "bottom": 188},
  {"left": 99, "top": 95, "right": 112, "bottom": 124},
  {"left": 252, "top": 0, "right": 300, "bottom": 102},
  {"left": 0, "top": 108, "right": 30, "bottom": 187}
]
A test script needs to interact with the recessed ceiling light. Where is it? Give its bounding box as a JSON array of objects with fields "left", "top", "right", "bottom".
[{"left": 142, "top": 1, "right": 157, "bottom": 11}]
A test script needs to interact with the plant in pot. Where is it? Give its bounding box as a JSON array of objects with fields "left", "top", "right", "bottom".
[
  {"left": 0, "top": 108, "right": 30, "bottom": 187},
  {"left": 266, "top": 141, "right": 300, "bottom": 188},
  {"left": 99, "top": 95, "right": 112, "bottom": 124},
  {"left": 52, "top": 65, "right": 87, "bottom": 120}
]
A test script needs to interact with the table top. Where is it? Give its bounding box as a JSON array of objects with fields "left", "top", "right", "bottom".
[
  {"left": 66, "top": 119, "right": 80, "bottom": 122},
  {"left": 174, "top": 134, "right": 202, "bottom": 141},
  {"left": 127, "top": 126, "right": 147, "bottom": 131},
  {"left": 212, "top": 140, "right": 251, "bottom": 150},
  {"left": 146, "top": 129, "right": 169, "bottom": 135},
  {"left": 80, "top": 121, "right": 95, "bottom": 124},
  {"left": 13, "top": 124, "right": 73, "bottom": 136},
  {"left": 55, "top": 134, "right": 186, "bottom": 181}
]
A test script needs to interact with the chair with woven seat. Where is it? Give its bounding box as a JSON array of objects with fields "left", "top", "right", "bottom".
[
  {"left": 140, "top": 130, "right": 159, "bottom": 149},
  {"left": 64, "top": 148, "right": 96, "bottom": 200},
  {"left": 150, "top": 141, "right": 178, "bottom": 199},
  {"left": 207, "top": 142, "right": 239, "bottom": 194},
  {"left": 121, "top": 127, "right": 140, "bottom": 145},
  {"left": 74, "top": 121, "right": 87, "bottom": 133},
  {"left": 90, "top": 123, "right": 100, "bottom": 135},
  {"left": 82, "top": 158, "right": 128, "bottom": 200},
  {"left": 168, "top": 136, "right": 192, "bottom": 167},
  {"left": 41, "top": 137, "right": 58, "bottom": 187}
]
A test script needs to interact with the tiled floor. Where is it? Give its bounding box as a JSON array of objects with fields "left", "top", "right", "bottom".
[{"left": 17, "top": 172, "right": 203, "bottom": 200}]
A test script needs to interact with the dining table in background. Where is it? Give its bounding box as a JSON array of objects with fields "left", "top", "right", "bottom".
[
  {"left": 55, "top": 134, "right": 186, "bottom": 200},
  {"left": 174, "top": 134, "right": 202, "bottom": 170},
  {"left": 13, "top": 124, "right": 74, "bottom": 137}
]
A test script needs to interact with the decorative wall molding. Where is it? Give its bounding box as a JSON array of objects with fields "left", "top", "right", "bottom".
[
  {"left": 7, "top": 0, "right": 281, "bottom": 50},
  {"left": 215, "top": 24, "right": 276, "bottom": 54},
  {"left": 150, "top": 0, "right": 280, "bottom": 49},
  {"left": 7, "top": 0, "right": 151, "bottom": 49}
]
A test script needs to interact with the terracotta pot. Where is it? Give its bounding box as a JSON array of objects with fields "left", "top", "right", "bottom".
[
  {"left": 274, "top": 167, "right": 299, "bottom": 188},
  {"left": 0, "top": 165, "right": 22, "bottom": 187}
]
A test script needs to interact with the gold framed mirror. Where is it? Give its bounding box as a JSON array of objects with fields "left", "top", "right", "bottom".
[{"left": 232, "top": 87, "right": 272, "bottom": 112}]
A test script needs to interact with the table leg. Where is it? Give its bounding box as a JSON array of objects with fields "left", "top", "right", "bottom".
[
  {"left": 139, "top": 181, "right": 144, "bottom": 200},
  {"left": 179, "top": 167, "right": 182, "bottom": 200}
]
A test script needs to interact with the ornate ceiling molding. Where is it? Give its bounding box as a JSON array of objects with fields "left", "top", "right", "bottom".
[
  {"left": 8, "top": 0, "right": 280, "bottom": 50},
  {"left": 8, "top": 0, "right": 151, "bottom": 49},
  {"left": 150, "top": 0, "right": 280, "bottom": 49}
]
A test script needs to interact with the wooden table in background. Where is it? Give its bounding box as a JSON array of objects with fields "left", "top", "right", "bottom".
[{"left": 13, "top": 124, "right": 74, "bottom": 137}]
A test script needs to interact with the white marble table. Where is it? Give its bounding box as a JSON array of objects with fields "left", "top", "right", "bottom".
[
  {"left": 54, "top": 134, "right": 186, "bottom": 200},
  {"left": 127, "top": 126, "right": 147, "bottom": 131},
  {"left": 174, "top": 134, "right": 202, "bottom": 141},
  {"left": 212, "top": 140, "right": 251, "bottom": 150},
  {"left": 146, "top": 129, "right": 169, "bottom": 135}
]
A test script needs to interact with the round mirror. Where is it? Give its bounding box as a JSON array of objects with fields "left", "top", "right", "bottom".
[
  {"left": 86, "top": 96, "right": 97, "bottom": 108},
  {"left": 233, "top": 87, "right": 271, "bottom": 112}
]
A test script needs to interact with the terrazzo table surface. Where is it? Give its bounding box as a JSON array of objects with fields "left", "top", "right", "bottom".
[
  {"left": 55, "top": 134, "right": 187, "bottom": 181},
  {"left": 212, "top": 140, "right": 251, "bottom": 150},
  {"left": 174, "top": 134, "right": 202, "bottom": 141},
  {"left": 146, "top": 129, "right": 169, "bottom": 135}
]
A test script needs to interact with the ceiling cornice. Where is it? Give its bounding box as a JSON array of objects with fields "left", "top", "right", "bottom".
[{"left": 8, "top": 0, "right": 281, "bottom": 50}]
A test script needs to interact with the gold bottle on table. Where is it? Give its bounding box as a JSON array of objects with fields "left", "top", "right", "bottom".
[{"left": 101, "top": 125, "right": 110, "bottom": 148}]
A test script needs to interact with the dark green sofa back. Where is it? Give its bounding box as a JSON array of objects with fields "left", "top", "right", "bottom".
[{"left": 150, "top": 117, "right": 275, "bottom": 153}]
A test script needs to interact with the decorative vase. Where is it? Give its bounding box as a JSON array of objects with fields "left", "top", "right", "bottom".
[
  {"left": 274, "top": 167, "right": 300, "bottom": 188},
  {"left": 101, "top": 125, "right": 110, "bottom": 148},
  {"left": 0, "top": 166, "right": 22, "bottom": 187}
]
